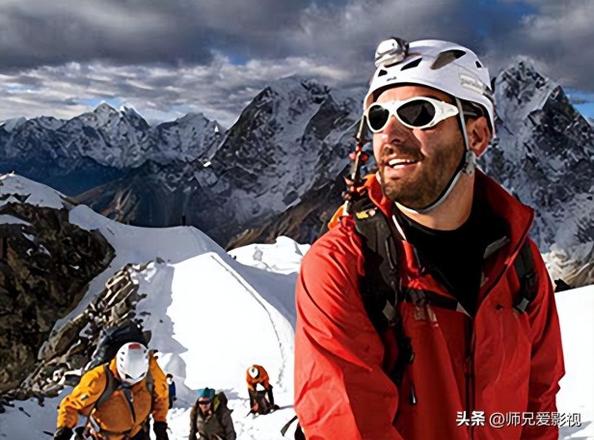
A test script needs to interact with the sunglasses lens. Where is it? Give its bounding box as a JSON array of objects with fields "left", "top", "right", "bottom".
[
  {"left": 367, "top": 104, "right": 390, "bottom": 131},
  {"left": 397, "top": 99, "right": 436, "bottom": 127},
  {"left": 198, "top": 400, "right": 210, "bottom": 405}
]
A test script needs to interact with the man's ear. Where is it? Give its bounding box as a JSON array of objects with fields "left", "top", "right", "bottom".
[{"left": 466, "top": 116, "right": 491, "bottom": 157}]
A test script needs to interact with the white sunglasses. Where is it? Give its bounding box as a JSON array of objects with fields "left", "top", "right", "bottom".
[{"left": 365, "top": 96, "right": 460, "bottom": 132}]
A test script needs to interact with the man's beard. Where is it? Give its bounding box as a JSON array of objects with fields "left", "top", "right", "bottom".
[{"left": 379, "top": 137, "right": 465, "bottom": 209}]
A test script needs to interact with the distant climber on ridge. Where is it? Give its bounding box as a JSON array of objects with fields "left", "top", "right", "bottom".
[
  {"left": 189, "top": 387, "right": 236, "bottom": 440},
  {"left": 246, "top": 364, "right": 279, "bottom": 415}
]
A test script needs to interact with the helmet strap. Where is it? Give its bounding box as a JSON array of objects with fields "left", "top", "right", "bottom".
[
  {"left": 455, "top": 97, "right": 476, "bottom": 176},
  {"left": 397, "top": 97, "right": 474, "bottom": 214}
]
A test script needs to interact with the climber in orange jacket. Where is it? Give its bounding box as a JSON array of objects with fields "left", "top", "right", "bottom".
[
  {"left": 246, "top": 364, "right": 278, "bottom": 414},
  {"left": 54, "top": 342, "right": 170, "bottom": 440}
]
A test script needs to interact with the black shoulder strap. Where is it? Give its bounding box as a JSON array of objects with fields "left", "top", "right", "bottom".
[
  {"left": 352, "top": 195, "right": 401, "bottom": 333},
  {"left": 94, "top": 364, "right": 119, "bottom": 410},
  {"left": 85, "top": 364, "right": 120, "bottom": 432},
  {"left": 351, "top": 195, "right": 412, "bottom": 386},
  {"left": 513, "top": 240, "right": 538, "bottom": 313}
]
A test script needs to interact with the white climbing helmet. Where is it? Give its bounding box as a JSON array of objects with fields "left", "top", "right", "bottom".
[
  {"left": 116, "top": 342, "right": 149, "bottom": 385},
  {"left": 248, "top": 366, "right": 259, "bottom": 379},
  {"left": 364, "top": 37, "right": 495, "bottom": 134},
  {"left": 364, "top": 37, "right": 496, "bottom": 214}
]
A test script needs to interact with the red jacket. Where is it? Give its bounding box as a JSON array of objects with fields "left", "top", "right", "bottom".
[
  {"left": 246, "top": 364, "right": 271, "bottom": 390},
  {"left": 294, "top": 171, "right": 564, "bottom": 440}
]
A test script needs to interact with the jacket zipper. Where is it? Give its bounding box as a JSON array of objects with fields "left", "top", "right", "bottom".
[{"left": 462, "top": 230, "right": 531, "bottom": 440}]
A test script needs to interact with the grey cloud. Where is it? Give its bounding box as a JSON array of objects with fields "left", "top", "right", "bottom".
[
  {"left": 0, "top": 0, "right": 213, "bottom": 68},
  {"left": 2, "top": 0, "right": 592, "bottom": 91},
  {"left": 489, "top": 0, "right": 594, "bottom": 90},
  {"left": 0, "top": 56, "right": 347, "bottom": 125},
  {"left": 0, "top": 0, "right": 593, "bottom": 125}
]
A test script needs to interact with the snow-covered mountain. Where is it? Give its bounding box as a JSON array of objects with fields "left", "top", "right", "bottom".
[
  {"left": 0, "top": 173, "right": 592, "bottom": 439},
  {"left": 480, "top": 58, "right": 594, "bottom": 253},
  {"left": 0, "top": 105, "right": 223, "bottom": 194},
  {"left": 77, "top": 77, "right": 365, "bottom": 246},
  {"left": 2, "top": 62, "right": 592, "bottom": 283}
]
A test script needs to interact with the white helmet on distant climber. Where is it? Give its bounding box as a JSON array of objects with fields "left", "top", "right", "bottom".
[
  {"left": 116, "top": 342, "right": 149, "bottom": 385},
  {"left": 248, "top": 366, "right": 259, "bottom": 379}
]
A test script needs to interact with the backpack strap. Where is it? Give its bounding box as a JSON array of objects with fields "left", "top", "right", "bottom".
[
  {"left": 94, "top": 364, "right": 119, "bottom": 410},
  {"left": 513, "top": 240, "right": 538, "bottom": 313},
  {"left": 352, "top": 195, "right": 401, "bottom": 331},
  {"left": 351, "top": 194, "right": 413, "bottom": 386},
  {"left": 85, "top": 364, "right": 121, "bottom": 434}
]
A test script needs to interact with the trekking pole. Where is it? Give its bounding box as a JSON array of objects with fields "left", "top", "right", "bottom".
[{"left": 342, "top": 116, "right": 369, "bottom": 216}]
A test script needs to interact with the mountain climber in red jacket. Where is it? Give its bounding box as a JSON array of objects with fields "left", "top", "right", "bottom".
[
  {"left": 246, "top": 364, "right": 279, "bottom": 414},
  {"left": 294, "top": 37, "right": 564, "bottom": 440}
]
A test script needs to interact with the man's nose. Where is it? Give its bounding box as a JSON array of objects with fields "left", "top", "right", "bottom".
[{"left": 377, "top": 112, "right": 410, "bottom": 144}]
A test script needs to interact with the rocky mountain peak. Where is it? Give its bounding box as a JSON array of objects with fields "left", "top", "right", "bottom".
[
  {"left": 480, "top": 59, "right": 594, "bottom": 253},
  {"left": 494, "top": 58, "right": 558, "bottom": 128},
  {"left": 94, "top": 102, "right": 118, "bottom": 114},
  {"left": 0, "top": 117, "right": 27, "bottom": 133}
]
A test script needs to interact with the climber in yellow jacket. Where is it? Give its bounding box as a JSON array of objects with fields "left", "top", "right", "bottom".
[{"left": 54, "top": 342, "right": 170, "bottom": 440}]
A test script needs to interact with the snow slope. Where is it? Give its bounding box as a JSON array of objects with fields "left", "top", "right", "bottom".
[
  {"left": 0, "top": 172, "right": 66, "bottom": 209},
  {"left": 228, "top": 236, "right": 310, "bottom": 275},
  {"left": 556, "top": 286, "right": 594, "bottom": 439},
  {"left": 0, "top": 174, "right": 299, "bottom": 439},
  {"left": 0, "top": 250, "right": 299, "bottom": 439}
]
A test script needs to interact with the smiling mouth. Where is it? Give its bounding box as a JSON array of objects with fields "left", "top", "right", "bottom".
[{"left": 386, "top": 158, "right": 420, "bottom": 168}]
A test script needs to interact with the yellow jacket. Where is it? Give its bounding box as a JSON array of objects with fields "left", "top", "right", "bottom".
[{"left": 57, "top": 355, "right": 168, "bottom": 439}]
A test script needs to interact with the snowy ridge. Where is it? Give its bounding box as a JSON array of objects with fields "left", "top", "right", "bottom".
[
  {"left": 0, "top": 173, "right": 298, "bottom": 439},
  {"left": 0, "top": 117, "right": 27, "bottom": 133},
  {"left": 229, "top": 236, "right": 311, "bottom": 274},
  {"left": 0, "top": 173, "right": 68, "bottom": 210},
  {"left": 495, "top": 57, "right": 559, "bottom": 138},
  {"left": 544, "top": 242, "right": 594, "bottom": 289}
]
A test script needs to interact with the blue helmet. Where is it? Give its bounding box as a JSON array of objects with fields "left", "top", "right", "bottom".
[{"left": 197, "top": 387, "right": 215, "bottom": 399}]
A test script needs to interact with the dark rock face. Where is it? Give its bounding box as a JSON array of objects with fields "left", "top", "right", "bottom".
[
  {"left": 225, "top": 171, "right": 347, "bottom": 249},
  {"left": 0, "top": 202, "right": 114, "bottom": 392},
  {"left": 0, "top": 260, "right": 153, "bottom": 403}
]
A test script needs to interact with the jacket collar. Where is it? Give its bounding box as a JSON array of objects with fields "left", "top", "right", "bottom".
[{"left": 364, "top": 169, "right": 534, "bottom": 261}]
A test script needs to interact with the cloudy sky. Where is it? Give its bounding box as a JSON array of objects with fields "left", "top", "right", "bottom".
[{"left": 1, "top": 0, "right": 593, "bottom": 126}]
